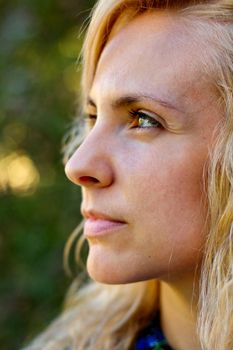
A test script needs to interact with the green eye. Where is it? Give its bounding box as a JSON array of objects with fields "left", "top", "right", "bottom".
[
  {"left": 129, "top": 110, "right": 162, "bottom": 129},
  {"left": 138, "top": 115, "right": 161, "bottom": 128}
]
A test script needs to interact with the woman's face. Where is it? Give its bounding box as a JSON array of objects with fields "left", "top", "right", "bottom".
[{"left": 65, "top": 11, "right": 223, "bottom": 284}]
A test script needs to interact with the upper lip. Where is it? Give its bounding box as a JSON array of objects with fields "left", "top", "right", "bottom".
[{"left": 82, "top": 209, "right": 126, "bottom": 223}]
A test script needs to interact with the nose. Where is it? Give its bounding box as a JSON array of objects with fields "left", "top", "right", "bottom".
[{"left": 65, "top": 130, "right": 114, "bottom": 188}]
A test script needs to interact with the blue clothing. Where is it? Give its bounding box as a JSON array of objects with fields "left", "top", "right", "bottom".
[{"left": 134, "top": 318, "right": 172, "bottom": 350}]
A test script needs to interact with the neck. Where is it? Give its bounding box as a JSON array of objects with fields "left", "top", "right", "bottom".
[{"left": 160, "top": 273, "right": 201, "bottom": 350}]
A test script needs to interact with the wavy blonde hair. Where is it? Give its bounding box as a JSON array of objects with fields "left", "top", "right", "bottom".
[{"left": 25, "top": 1, "right": 233, "bottom": 349}]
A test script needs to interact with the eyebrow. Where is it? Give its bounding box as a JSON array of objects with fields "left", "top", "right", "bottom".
[{"left": 87, "top": 93, "right": 181, "bottom": 112}]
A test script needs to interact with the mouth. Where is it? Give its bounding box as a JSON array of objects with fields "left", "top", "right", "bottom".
[{"left": 82, "top": 209, "right": 127, "bottom": 238}]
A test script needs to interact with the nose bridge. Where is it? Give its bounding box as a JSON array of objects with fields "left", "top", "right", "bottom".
[{"left": 65, "top": 124, "right": 114, "bottom": 188}]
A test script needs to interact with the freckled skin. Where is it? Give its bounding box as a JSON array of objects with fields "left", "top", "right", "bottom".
[{"left": 65, "top": 11, "right": 223, "bottom": 284}]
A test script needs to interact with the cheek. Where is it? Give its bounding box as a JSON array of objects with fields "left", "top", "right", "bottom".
[
  {"left": 121, "top": 139, "right": 207, "bottom": 211},
  {"left": 118, "top": 141, "right": 208, "bottom": 266}
]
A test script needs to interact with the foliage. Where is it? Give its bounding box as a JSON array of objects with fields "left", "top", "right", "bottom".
[{"left": 0, "top": 0, "right": 95, "bottom": 349}]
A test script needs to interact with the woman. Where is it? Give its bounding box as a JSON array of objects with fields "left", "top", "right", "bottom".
[{"left": 25, "top": 0, "right": 233, "bottom": 349}]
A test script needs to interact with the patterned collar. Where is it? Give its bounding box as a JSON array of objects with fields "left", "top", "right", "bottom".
[{"left": 135, "top": 317, "right": 173, "bottom": 350}]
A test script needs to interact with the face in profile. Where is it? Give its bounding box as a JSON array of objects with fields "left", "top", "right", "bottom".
[{"left": 65, "top": 11, "right": 223, "bottom": 284}]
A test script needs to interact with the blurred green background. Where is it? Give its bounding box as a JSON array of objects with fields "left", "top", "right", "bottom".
[{"left": 0, "top": 0, "right": 95, "bottom": 349}]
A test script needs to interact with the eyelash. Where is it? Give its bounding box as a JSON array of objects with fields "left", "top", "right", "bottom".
[{"left": 84, "top": 110, "right": 163, "bottom": 130}]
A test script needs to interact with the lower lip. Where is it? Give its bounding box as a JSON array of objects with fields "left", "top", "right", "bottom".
[{"left": 84, "top": 218, "right": 127, "bottom": 238}]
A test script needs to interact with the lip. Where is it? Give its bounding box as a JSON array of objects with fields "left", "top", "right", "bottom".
[{"left": 82, "top": 209, "right": 127, "bottom": 238}]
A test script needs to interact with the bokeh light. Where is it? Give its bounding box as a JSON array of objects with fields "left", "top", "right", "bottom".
[{"left": 0, "top": 152, "right": 40, "bottom": 195}]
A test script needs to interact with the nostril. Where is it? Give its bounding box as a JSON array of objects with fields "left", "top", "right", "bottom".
[{"left": 79, "top": 176, "right": 99, "bottom": 185}]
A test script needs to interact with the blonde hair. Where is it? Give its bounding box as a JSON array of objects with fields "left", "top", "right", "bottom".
[{"left": 25, "top": 1, "right": 233, "bottom": 349}]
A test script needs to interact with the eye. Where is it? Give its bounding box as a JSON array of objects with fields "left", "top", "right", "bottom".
[
  {"left": 84, "top": 114, "right": 97, "bottom": 130},
  {"left": 129, "top": 110, "right": 162, "bottom": 129}
]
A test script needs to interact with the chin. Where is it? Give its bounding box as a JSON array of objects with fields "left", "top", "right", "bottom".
[
  {"left": 87, "top": 257, "right": 129, "bottom": 284},
  {"left": 86, "top": 248, "right": 157, "bottom": 285},
  {"left": 86, "top": 249, "right": 138, "bottom": 284}
]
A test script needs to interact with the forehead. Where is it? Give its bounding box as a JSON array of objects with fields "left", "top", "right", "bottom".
[{"left": 90, "top": 11, "right": 216, "bottom": 113}]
